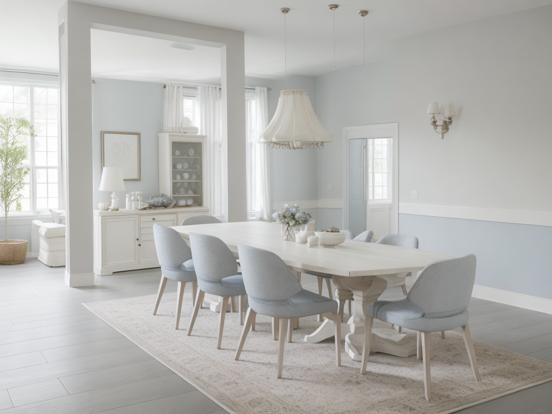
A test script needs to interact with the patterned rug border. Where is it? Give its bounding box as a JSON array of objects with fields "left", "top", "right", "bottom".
[{"left": 83, "top": 296, "right": 552, "bottom": 414}]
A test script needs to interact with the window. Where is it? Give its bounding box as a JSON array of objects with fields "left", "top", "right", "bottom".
[
  {"left": 367, "top": 138, "right": 392, "bottom": 203},
  {"left": 0, "top": 82, "right": 61, "bottom": 213},
  {"left": 245, "top": 93, "right": 260, "bottom": 217},
  {"left": 182, "top": 95, "right": 199, "bottom": 128}
]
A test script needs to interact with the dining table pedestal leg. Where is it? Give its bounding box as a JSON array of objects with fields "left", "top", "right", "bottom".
[{"left": 304, "top": 276, "right": 417, "bottom": 361}]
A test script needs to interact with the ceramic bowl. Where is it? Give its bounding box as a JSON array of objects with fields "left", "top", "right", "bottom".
[{"left": 315, "top": 231, "right": 346, "bottom": 247}]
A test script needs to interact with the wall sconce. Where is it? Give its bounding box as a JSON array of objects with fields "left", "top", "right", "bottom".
[{"left": 427, "top": 102, "right": 454, "bottom": 139}]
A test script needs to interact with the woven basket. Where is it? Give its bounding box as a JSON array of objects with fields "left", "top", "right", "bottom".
[{"left": 0, "top": 240, "right": 28, "bottom": 265}]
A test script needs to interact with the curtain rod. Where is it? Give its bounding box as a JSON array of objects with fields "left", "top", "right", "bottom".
[
  {"left": 0, "top": 67, "right": 59, "bottom": 78},
  {"left": 162, "top": 83, "right": 270, "bottom": 91}
]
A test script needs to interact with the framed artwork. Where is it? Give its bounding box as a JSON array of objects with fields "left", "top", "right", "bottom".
[{"left": 101, "top": 131, "right": 141, "bottom": 181}]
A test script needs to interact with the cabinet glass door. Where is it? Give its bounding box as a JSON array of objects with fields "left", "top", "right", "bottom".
[{"left": 171, "top": 141, "right": 203, "bottom": 207}]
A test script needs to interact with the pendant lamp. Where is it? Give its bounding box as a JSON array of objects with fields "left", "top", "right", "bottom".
[{"left": 261, "top": 7, "right": 331, "bottom": 149}]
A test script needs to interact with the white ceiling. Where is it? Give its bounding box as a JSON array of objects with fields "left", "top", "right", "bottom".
[{"left": 1, "top": 0, "right": 552, "bottom": 81}]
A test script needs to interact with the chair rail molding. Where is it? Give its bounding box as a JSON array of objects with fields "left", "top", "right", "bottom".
[{"left": 399, "top": 202, "right": 552, "bottom": 228}]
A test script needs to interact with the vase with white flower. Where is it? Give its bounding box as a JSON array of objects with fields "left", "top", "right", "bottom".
[{"left": 273, "top": 204, "right": 312, "bottom": 241}]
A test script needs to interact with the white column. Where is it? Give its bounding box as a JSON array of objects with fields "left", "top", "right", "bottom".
[
  {"left": 59, "top": 3, "right": 95, "bottom": 287},
  {"left": 221, "top": 39, "right": 247, "bottom": 222}
]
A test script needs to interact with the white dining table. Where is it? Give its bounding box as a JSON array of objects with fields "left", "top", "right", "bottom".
[{"left": 173, "top": 221, "right": 449, "bottom": 361}]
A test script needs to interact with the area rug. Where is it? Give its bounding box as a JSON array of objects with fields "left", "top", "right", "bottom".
[{"left": 84, "top": 294, "right": 552, "bottom": 414}]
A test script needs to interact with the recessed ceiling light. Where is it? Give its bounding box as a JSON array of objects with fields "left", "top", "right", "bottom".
[{"left": 171, "top": 42, "right": 195, "bottom": 51}]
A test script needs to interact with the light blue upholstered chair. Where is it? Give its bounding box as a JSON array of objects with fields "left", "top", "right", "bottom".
[
  {"left": 353, "top": 229, "right": 374, "bottom": 242},
  {"left": 152, "top": 224, "right": 197, "bottom": 330},
  {"left": 182, "top": 215, "right": 221, "bottom": 225},
  {"left": 377, "top": 233, "right": 419, "bottom": 296},
  {"left": 235, "top": 245, "right": 341, "bottom": 378},
  {"left": 362, "top": 255, "right": 480, "bottom": 401},
  {"left": 187, "top": 233, "right": 247, "bottom": 349}
]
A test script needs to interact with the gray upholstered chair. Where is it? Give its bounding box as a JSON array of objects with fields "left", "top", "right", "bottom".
[
  {"left": 187, "top": 233, "right": 247, "bottom": 349},
  {"left": 182, "top": 215, "right": 221, "bottom": 225},
  {"left": 377, "top": 233, "right": 419, "bottom": 296},
  {"left": 152, "top": 224, "right": 197, "bottom": 330},
  {"left": 235, "top": 245, "right": 342, "bottom": 379},
  {"left": 362, "top": 255, "right": 480, "bottom": 401},
  {"left": 353, "top": 229, "right": 374, "bottom": 242}
]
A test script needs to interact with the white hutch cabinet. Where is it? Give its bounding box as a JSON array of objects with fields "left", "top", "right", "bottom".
[
  {"left": 94, "top": 133, "right": 210, "bottom": 276},
  {"left": 158, "top": 133, "right": 206, "bottom": 209},
  {"left": 94, "top": 207, "right": 208, "bottom": 276}
]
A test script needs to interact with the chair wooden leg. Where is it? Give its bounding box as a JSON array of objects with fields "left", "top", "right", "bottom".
[
  {"left": 187, "top": 290, "right": 205, "bottom": 336},
  {"left": 416, "top": 332, "right": 422, "bottom": 360},
  {"left": 251, "top": 310, "right": 256, "bottom": 331},
  {"left": 175, "top": 282, "right": 186, "bottom": 330},
  {"left": 277, "top": 318, "right": 289, "bottom": 378},
  {"left": 317, "top": 277, "right": 323, "bottom": 295},
  {"left": 239, "top": 295, "right": 245, "bottom": 326},
  {"left": 325, "top": 278, "right": 333, "bottom": 299},
  {"left": 191, "top": 281, "right": 197, "bottom": 307},
  {"left": 235, "top": 307, "right": 255, "bottom": 360},
  {"left": 421, "top": 332, "right": 432, "bottom": 401},
  {"left": 441, "top": 331, "right": 446, "bottom": 339},
  {"left": 288, "top": 319, "right": 293, "bottom": 343},
  {"left": 153, "top": 276, "right": 168, "bottom": 315},
  {"left": 462, "top": 325, "right": 481, "bottom": 382},
  {"left": 230, "top": 296, "right": 236, "bottom": 313},
  {"left": 401, "top": 284, "right": 408, "bottom": 296},
  {"left": 360, "top": 316, "right": 374, "bottom": 374},
  {"left": 217, "top": 296, "right": 229, "bottom": 349},
  {"left": 272, "top": 317, "right": 279, "bottom": 340},
  {"left": 326, "top": 313, "right": 342, "bottom": 367}
]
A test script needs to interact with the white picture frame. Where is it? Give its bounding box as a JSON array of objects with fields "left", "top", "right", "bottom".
[{"left": 101, "top": 131, "right": 141, "bottom": 181}]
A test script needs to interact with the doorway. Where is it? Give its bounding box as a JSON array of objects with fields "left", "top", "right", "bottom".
[{"left": 343, "top": 123, "right": 398, "bottom": 240}]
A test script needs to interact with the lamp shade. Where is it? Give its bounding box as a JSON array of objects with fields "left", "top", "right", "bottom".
[
  {"left": 261, "top": 89, "right": 331, "bottom": 149},
  {"left": 99, "top": 167, "right": 125, "bottom": 192},
  {"left": 426, "top": 102, "right": 440, "bottom": 115}
]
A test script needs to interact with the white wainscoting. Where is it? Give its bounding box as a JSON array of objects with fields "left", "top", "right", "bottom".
[
  {"left": 274, "top": 200, "right": 552, "bottom": 228},
  {"left": 473, "top": 284, "right": 552, "bottom": 316}
]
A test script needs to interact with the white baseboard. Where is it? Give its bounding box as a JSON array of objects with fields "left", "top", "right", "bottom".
[
  {"left": 65, "top": 271, "right": 95, "bottom": 287},
  {"left": 473, "top": 284, "right": 552, "bottom": 315}
]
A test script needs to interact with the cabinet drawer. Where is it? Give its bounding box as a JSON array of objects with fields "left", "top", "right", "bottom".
[{"left": 141, "top": 214, "right": 177, "bottom": 225}]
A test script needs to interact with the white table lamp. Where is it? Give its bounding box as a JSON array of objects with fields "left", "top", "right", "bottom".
[{"left": 99, "top": 167, "right": 125, "bottom": 210}]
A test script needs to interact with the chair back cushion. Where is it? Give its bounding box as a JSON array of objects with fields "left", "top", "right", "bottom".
[
  {"left": 377, "top": 233, "right": 419, "bottom": 249},
  {"left": 189, "top": 233, "right": 237, "bottom": 282},
  {"left": 238, "top": 245, "right": 302, "bottom": 301},
  {"left": 182, "top": 215, "right": 221, "bottom": 225},
  {"left": 153, "top": 224, "right": 191, "bottom": 269},
  {"left": 408, "top": 255, "right": 476, "bottom": 318},
  {"left": 353, "top": 230, "right": 374, "bottom": 242}
]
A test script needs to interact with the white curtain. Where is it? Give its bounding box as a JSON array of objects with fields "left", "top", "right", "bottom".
[
  {"left": 246, "top": 87, "right": 271, "bottom": 220},
  {"left": 198, "top": 85, "right": 226, "bottom": 220},
  {"left": 163, "top": 83, "right": 195, "bottom": 131}
]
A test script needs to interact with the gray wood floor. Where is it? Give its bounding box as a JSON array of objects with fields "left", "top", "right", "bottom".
[{"left": 1, "top": 260, "right": 551, "bottom": 413}]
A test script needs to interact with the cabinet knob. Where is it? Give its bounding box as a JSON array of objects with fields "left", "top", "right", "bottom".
[
  {"left": 136, "top": 238, "right": 139, "bottom": 241},
  {"left": 152, "top": 217, "right": 156, "bottom": 221},
  {"left": 138, "top": 243, "right": 142, "bottom": 247}
]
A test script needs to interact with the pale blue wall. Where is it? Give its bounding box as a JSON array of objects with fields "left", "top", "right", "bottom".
[
  {"left": 92, "top": 78, "right": 164, "bottom": 206},
  {"left": 399, "top": 214, "right": 552, "bottom": 299}
]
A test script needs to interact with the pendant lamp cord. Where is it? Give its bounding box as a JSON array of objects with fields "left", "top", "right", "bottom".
[
  {"left": 359, "top": 9, "right": 369, "bottom": 65},
  {"left": 332, "top": 7, "right": 336, "bottom": 71},
  {"left": 281, "top": 7, "right": 289, "bottom": 77}
]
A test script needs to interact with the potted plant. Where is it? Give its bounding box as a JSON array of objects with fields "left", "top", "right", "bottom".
[{"left": 0, "top": 116, "right": 32, "bottom": 265}]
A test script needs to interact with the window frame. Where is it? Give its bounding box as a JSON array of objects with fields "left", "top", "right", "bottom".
[{"left": 0, "top": 75, "right": 62, "bottom": 215}]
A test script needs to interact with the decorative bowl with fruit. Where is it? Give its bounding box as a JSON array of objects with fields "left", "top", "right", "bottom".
[{"left": 315, "top": 227, "right": 346, "bottom": 247}]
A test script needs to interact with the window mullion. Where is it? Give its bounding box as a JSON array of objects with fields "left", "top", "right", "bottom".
[{"left": 29, "top": 87, "right": 36, "bottom": 214}]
